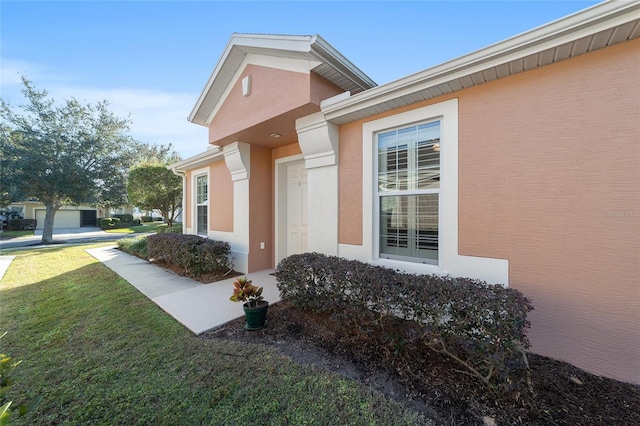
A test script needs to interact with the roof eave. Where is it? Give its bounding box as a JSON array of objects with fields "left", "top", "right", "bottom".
[
  {"left": 188, "top": 33, "right": 377, "bottom": 127},
  {"left": 169, "top": 146, "right": 223, "bottom": 172},
  {"left": 322, "top": 0, "right": 640, "bottom": 124}
]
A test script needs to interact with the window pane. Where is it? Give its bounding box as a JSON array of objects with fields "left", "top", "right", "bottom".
[
  {"left": 415, "top": 194, "right": 438, "bottom": 261},
  {"left": 196, "top": 175, "right": 208, "bottom": 204},
  {"left": 379, "top": 194, "right": 438, "bottom": 262},
  {"left": 377, "top": 122, "right": 440, "bottom": 192},
  {"left": 197, "top": 206, "right": 207, "bottom": 234}
]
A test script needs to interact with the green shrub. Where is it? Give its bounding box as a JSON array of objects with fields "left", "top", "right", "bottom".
[
  {"left": 147, "top": 233, "right": 231, "bottom": 276},
  {"left": 98, "top": 217, "right": 121, "bottom": 229},
  {"left": 156, "top": 223, "right": 182, "bottom": 234},
  {"left": 140, "top": 215, "right": 153, "bottom": 223},
  {"left": 20, "top": 219, "right": 37, "bottom": 230},
  {"left": 7, "top": 219, "right": 21, "bottom": 231},
  {"left": 113, "top": 214, "right": 134, "bottom": 225},
  {"left": 117, "top": 236, "right": 149, "bottom": 258},
  {"left": 275, "top": 253, "right": 534, "bottom": 396}
]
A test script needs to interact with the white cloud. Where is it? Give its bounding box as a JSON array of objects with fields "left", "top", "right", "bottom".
[{"left": 1, "top": 59, "right": 209, "bottom": 159}]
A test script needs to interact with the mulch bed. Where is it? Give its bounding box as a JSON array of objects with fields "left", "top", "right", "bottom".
[
  {"left": 150, "top": 260, "right": 242, "bottom": 283},
  {"left": 140, "top": 257, "right": 639, "bottom": 424},
  {"left": 201, "top": 301, "right": 640, "bottom": 425}
]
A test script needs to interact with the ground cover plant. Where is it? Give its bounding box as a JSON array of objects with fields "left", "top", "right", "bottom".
[{"left": 0, "top": 244, "right": 425, "bottom": 425}]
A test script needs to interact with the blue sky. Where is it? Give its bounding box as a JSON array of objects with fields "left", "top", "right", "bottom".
[{"left": 1, "top": 1, "right": 600, "bottom": 158}]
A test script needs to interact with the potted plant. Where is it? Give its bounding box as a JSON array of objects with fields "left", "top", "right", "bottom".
[{"left": 230, "top": 276, "right": 269, "bottom": 330}]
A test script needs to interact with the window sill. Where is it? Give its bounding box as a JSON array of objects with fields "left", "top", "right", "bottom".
[{"left": 369, "top": 257, "right": 447, "bottom": 277}]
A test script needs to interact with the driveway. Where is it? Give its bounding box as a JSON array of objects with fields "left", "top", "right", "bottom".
[{"left": 0, "top": 227, "right": 134, "bottom": 250}]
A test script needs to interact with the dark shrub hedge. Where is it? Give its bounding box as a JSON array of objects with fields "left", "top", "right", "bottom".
[
  {"left": 113, "top": 213, "right": 134, "bottom": 224},
  {"left": 141, "top": 215, "right": 153, "bottom": 223},
  {"left": 7, "top": 219, "right": 22, "bottom": 231},
  {"left": 98, "top": 217, "right": 120, "bottom": 229},
  {"left": 276, "top": 252, "right": 534, "bottom": 396},
  {"left": 147, "top": 233, "right": 231, "bottom": 276},
  {"left": 21, "top": 219, "right": 37, "bottom": 230}
]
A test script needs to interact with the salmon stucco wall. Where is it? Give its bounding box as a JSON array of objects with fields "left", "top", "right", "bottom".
[
  {"left": 457, "top": 39, "right": 640, "bottom": 383},
  {"left": 272, "top": 143, "right": 302, "bottom": 161},
  {"left": 338, "top": 122, "right": 364, "bottom": 245},
  {"left": 209, "top": 65, "right": 315, "bottom": 145},
  {"left": 209, "top": 160, "right": 233, "bottom": 232},
  {"left": 248, "top": 145, "right": 273, "bottom": 272},
  {"left": 336, "top": 40, "right": 639, "bottom": 383},
  {"left": 310, "top": 72, "right": 344, "bottom": 106}
]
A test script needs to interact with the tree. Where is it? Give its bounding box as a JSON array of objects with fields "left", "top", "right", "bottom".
[
  {"left": 127, "top": 163, "right": 182, "bottom": 227},
  {"left": 0, "top": 77, "right": 139, "bottom": 243},
  {"left": 134, "top": 142, "right": 181, "bottom": 165}
]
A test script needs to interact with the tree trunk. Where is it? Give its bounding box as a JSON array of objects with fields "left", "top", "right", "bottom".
[{"left": 41, "top": 203, "right": 61, "bottom": 244}]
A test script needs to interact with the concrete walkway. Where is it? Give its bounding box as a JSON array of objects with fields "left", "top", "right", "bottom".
[
  {"left": 0, "top": 243, "right": 278, "bottom": 334},
  {"left": 85, "top": 246, "right": 280, "bottom": 335},
  {"left": 1, "top": 227, "right": 133, "bottom": 250},
  {"left": 0, "top": 256, "right": 15, "bottom": 281}
]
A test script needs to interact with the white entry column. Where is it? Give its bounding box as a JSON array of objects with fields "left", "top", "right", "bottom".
[
  {"left": 223, "top": 141, "right": 251, "bottom": 273},
  {"left": 295, "top": 112, "right": 339, "bottom": 256}
]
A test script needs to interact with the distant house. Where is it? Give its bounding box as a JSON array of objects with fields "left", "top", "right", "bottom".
[
  {"left": 8, "top": 201, "right": 134, "bottom": 229},
  {"left": 171, "top": 2, "right": 639, "bottom": 384}
]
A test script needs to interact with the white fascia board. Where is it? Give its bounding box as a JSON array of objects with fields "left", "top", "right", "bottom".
[
  {"left": 231, "top": 33, "right": 313, "bottom": 51},
  {"left": 188, "top": 34, "right": 314, "bottom": 125},
  {"left": 322, "top": 0, "right": 640, "bottom": 122},
  {"left": 188, "top": 36, "right": 239, "bottom": 124},
  {"left": 310, "top": 34, "right": 377, "bottom": 90},
  {"left": 169, "top": 146, "right": 223, "bottom": 172},
  {"left": 203, "top": 54, "right": 322, "bottom": 126}
]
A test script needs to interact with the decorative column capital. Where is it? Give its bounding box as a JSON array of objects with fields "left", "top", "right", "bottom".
[
  {"left": 223, "top": 141, "right": 250, "bottom": 181},
  {"left": 296, "top": 112, "right": 338, "bottom": 169}
]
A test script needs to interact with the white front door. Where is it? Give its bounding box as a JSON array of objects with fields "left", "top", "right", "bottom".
[{"left": 285, "top": 161, "right": 308, "bottom": 256}]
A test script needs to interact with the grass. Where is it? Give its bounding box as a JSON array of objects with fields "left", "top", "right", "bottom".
[
  {"left": 0, "top": 244, "right": 424, "bottom": 425},
  {"left": 0, "top": 230, "right": 34, "bottom": 240},
  {"left": 103, "top": 222, "right": 162, "bottom": 234}
]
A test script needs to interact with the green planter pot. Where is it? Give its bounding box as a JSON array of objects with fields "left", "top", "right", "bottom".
[{"left": 243, "top": 301, "right": 269, "bottom": 330}]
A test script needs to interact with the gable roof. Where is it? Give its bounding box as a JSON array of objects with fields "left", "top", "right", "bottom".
[
  {"left": 321, "top": 0, "right": 640, "bottom": 125},
  {"left": 188, "top": 33, "right": 377, "bottom": 126}
]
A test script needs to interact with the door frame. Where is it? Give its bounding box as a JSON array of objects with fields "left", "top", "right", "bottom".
[{"left": 274, "top": 154, "right": 305, "bottom": 266}]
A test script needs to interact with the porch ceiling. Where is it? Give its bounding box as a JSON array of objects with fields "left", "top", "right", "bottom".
[{"left": 213, "top": 103, "right": 320, "bottom": 149}]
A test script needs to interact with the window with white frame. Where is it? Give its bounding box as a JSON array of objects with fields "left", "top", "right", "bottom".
[
  {"left": 195, "top": 174, "right": 208, "bottom": 235},
  {"left": 377, "top": 121, "right": 440, "bottom": 263}
]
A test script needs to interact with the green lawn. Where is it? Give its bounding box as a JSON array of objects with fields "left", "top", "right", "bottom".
[
  {"left": 0, "top": 244, "right": 423, "bottom": 425},
  {"left": 0, "top": 230, "right": 34, "bottom": 240},
  {"left": 103, "top": 222, "right": 162, "bottom": 234}
]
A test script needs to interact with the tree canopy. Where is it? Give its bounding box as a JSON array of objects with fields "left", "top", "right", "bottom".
[
  {"left": 0, "top": 77, "right": 139, "bottom": 243},
  {"left": 127, "top": 164, "right": 182, "bottom": 227}
]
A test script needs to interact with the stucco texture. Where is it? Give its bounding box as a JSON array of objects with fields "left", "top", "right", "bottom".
[
  {"left": 458, "top": 39, "right": 640, "bottom": 383},
  {"left": 336, "top": 40, "right": 639, "bottom": 383}
]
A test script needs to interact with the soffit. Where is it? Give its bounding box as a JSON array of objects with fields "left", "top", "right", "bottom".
[
  {"left": 212, "top": 104, "right": 321, "bottom": 150},
  {"left": 323, "top": 1, "right": 640, "bottom": 125},
  {"left": 189, "top": 34, "right": 376, "bottom": 126}
]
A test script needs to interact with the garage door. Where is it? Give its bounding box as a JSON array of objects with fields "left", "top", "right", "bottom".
[{"left": 35, "top": 210, "right": 81, "bottom": 229}]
